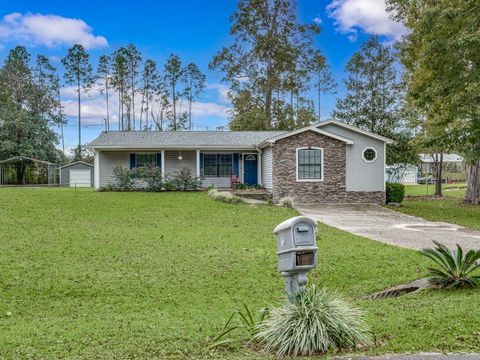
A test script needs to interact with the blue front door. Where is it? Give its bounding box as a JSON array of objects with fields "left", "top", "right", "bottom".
[{"left": 243, "top": 154, "right": 258, "bottom": 186}]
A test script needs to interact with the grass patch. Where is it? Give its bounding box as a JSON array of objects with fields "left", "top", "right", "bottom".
[
  {"left": 394, "top": 198, "right": 480, "bottom": 231},
  {"left": 404, "top": 183, "right": 466, "bottom": 197},
  {"left": 0, "top": 189, "right": 479, "bottom": 359}
]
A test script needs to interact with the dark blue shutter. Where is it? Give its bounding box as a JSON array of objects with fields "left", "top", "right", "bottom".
[
  {"left": 233, "top": 153, "right": 239, "bottom": 176},
  {"left": 200, "top": 153, "right": 204, "bottom": 176},
  {"left": 129, "top": 154, "right": 136, "bottom": 169},
  {"left": 156, "top": 153, "right": 162, "bottom": 168}
]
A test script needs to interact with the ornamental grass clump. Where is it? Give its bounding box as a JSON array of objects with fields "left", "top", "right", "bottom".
[
  {"left": 208, "top": 189, "right": 244, "bottom": 204},
  {"left": 421, "top": 241, "right": 480, "bottom": 289},
  {"left": 255, "top": 286, "right": 372, "bottom": 357}
]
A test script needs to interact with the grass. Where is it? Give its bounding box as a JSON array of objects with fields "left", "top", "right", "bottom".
[
  {"left": 0, "top": 188, "right": 479, "bottom": 359},
  {"left": 404, "top": 183, "right": 466, "bottom": 197},
  {"left": 394, "top": 198, "right": 480, "bottom": 231}
]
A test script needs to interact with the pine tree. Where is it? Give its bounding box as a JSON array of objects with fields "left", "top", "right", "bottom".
[
  {"left": 62, "top": 44, "right": 94, "bottom": 155},
  {"left": 96, "top": 55, "right": 111, "bottom": 130},
  {"left": 139, "top": 59, "right": 159, "bottom": 130},
  {"left": 163, "top": 54, "right": 184, "bottom": 131},
  {"left": 210, "top": 0, "right": 326, "bottom": 130},
  {"left": 183, "top": 63, "right": 205, "bottom": 130},
  {"left": 332, "top": 36, "right": 400, "bottom": 137}
]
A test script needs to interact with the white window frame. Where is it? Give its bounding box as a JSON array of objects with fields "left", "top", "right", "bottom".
[
  {"left": 362, "top": 147, "right": 378, "bottom": 163},
  {"left": 296, "top": 147, "right": 324, "bottom": 182}
]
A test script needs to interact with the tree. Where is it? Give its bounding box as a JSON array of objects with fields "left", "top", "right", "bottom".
[
  {"left": 96, "top": 55, "right": 111, "bottom": 130},
  {"left": 125, "top": 44, "right": 142, "bottom": 130},
  {"left": 333, "top": 36, "right": 400, "bottom": 136},
  {"left": 139, "top": 59, "right": 159, "bottom": 130},
  {"left": 33, "top": 55, "right": 63, "bottom": 125},
  {"left": 163, "top": 54, "right": 184, "bottom": 131},
  {"left": 62, "top": 44, "right": 94, "bottom": 155},
  {"left": 0, "top": 47, "right": 60, "bottom": 184},
  {"left": 111, "top": 47, "right": 129, "bottom": 131},
  {"left": 310, "top": 52, "right": 336, "bottom": 121},
  {"left": 386, "top": 0, "right": 480, "bottom": 204},
  {"left": 183, "top": 63, "right": 205, "bottom": 130},
  {"left": 210, "top": 0, "right": 324, "bottom": 130}
]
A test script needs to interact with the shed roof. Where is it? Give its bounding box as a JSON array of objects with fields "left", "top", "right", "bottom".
[
  {"left": 88, "top": 130, "right": 286, "bottom": 149},
  {"left": 58, "top": 161, "right": 94, "bottom": 169}
]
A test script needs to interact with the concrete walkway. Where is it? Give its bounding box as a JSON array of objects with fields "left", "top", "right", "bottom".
[
  {"left": 337, "top": 353, "right": 480, "bottom": 360},
  {"left": 297, "top": 204, "right": 480, "bottom": 251}
]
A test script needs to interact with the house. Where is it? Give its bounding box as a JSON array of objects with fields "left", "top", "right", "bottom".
[
  {"left": 88, "top": 119, "right": 393, "bottom": 204},
  {"left": 418, "top": 154, "right": 466, "bottom": 183},
  {"left": 385, "top": 164, "right": 418, "bottom": 184}
]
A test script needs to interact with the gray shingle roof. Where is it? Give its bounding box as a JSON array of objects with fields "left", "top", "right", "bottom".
[{"left": 88, "top": 130, "right": 287, "bottom": 149}]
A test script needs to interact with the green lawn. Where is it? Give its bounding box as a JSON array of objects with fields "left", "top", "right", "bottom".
[
  {"left": 394, "top": 198, "right": 480, "bottom": 231},
  {"left": 404, "top": 183, "right": 466, "bottom": 197},
  {"left": 1, "top": 189, "right": 479, "bottom": 359}
]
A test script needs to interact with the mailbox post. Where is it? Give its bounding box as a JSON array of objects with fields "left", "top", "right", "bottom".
[{"left": 273, "top": 216, "right": 318, "bottom": 294}]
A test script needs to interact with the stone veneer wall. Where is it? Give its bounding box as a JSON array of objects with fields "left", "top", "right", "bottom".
[{"left": 271, "top": 130, "right": 385, "bottom": 204}]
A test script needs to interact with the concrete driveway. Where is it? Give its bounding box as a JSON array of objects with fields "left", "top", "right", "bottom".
[{"left": 297, "top": 204, "right": 480, "bottom": 251}]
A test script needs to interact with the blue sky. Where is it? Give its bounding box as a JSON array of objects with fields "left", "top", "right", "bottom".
[{"left": 0, "top": 0, "right": 405, "bottom": 154}]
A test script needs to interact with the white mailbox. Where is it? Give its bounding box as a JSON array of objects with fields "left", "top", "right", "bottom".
[{"left": 273, "top": 216, "right": 318, "bottom": 294}]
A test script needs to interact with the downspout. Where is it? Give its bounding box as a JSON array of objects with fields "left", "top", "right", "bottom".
[{"left": 256, "top": 146, "right": 263, "bottom": 186}]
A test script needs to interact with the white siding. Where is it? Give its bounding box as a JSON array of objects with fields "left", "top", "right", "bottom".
[
  {"left": 262, "top": 147, "right": 273, "bottom": 190},
  {"left": 202, "top": 177, "right": 232, "bottom": 188},
  {"left": 98, "top": 152, "right": 129, "bottom": 187},
  {"left": 164, "top": 150, "right": 197, "bottom": 178}
]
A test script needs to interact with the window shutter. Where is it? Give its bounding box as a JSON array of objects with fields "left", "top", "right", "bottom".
[
  {"left": 156, "top": 153, "right": 162, "bottom": 168},
  {"left": 233, "top": 153, "right": 239, "bottom": 176},
  {"left": 200, "top": 153, "right": 204, "bottom": 176},
  {"left": 129, "top": 154, "right": 136, "bottom": 169}
]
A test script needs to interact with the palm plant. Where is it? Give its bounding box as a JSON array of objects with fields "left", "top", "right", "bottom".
[
  {"left": 421, "top": 241, "right": 480, "bottom": 289},
  {"left": 255, "top": 286, "right": 372, "bottom": 357}
]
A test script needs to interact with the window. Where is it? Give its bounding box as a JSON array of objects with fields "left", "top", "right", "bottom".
[
  {"left": 297, "top": 148, "right": 323, "bottom": 181},
  {"left": 203, "top": 153, "right": 233, "bottom": 177},
  {"left": 136, "top": 153, "right": 157, "bottom": 167},
  {"left": 218, "top": 154, "right": 233, "bottom": 176},
  {"left": 203, "top": 154, "right": 218, "bottom": 176},
  {"left": 362, "top": 147, "right": 377, "bottom": 162}
]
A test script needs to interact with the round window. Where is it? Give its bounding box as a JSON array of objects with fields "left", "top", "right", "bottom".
[{"left": 363, "top": 148, "right": 377, "bottom": 162}]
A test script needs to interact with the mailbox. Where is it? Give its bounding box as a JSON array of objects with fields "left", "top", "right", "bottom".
[{"left": 273, "top": 216, "right": 318, "bottom": 294}]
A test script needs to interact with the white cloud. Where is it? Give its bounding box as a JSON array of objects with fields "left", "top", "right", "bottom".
[
  {"left": 313, "top": 16, "right": 322, "bottom": 25},
  {"left": 0, "top": 12, "right": 108, "bottom": 49},
  {"left": 326, "top": 0, "right": 406, "bottom": 41},
  {"left": 207, "top": 83, "right": 231, "bottom": 104}
]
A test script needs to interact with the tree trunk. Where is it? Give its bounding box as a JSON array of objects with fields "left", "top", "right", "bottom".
[
  {"left": 77, "top": 77, "right": 81, "bottom": 152},
  {"left": 465, "top": 158, "right": 480, "bottom": 204},
  {"left": 435, "top": 152, "right": 443, "bottom": 197}
]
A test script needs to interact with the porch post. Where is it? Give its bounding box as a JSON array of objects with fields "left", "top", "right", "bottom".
[
  {"left": 161, "top": 150, "right": 165, "bottom": 178},
  {"left": 257, "top": 149, "right": 262, "bottom": 185},
  {"left": 94, "top": 150, "right": 100, "bottom": 189},
  {"left": 196, "top": 149, "right": 200, "bottom": 178}
]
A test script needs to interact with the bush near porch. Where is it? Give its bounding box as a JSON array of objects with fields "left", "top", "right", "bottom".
[{"left": 0, "top": 189, "right": 479, "bottom": 359}]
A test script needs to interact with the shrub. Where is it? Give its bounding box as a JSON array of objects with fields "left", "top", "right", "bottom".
[
  {"left": 421, "top": 241, "right": 480, "bottom": 289},
  {"left": 112, "top": 165, "right": 135, "bottom": 191},
  {"left": 279, "top": 196, "right": 293, "bottom": 208},
  {"left": 136, "top": 165, "right": 163, "bottom": 192},
  {"left": 169, "top": 167, "right": 202, "bottom": 190},
  {"left": 386, "top": 182, "right": 405, "bottom": 203},
  {"left": 255, "top": 286, "right": 372, "bottom": 357},
  {"left": 97, "top": 184, "right": 116, "bottom": 192},
  {"left": 208, "top": 189, "right": 244, "bottom": 204}
]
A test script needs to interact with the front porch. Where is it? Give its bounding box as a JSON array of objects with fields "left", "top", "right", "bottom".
[{"left": 95, "top": 149, "right": 263, "bottom": 189}]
